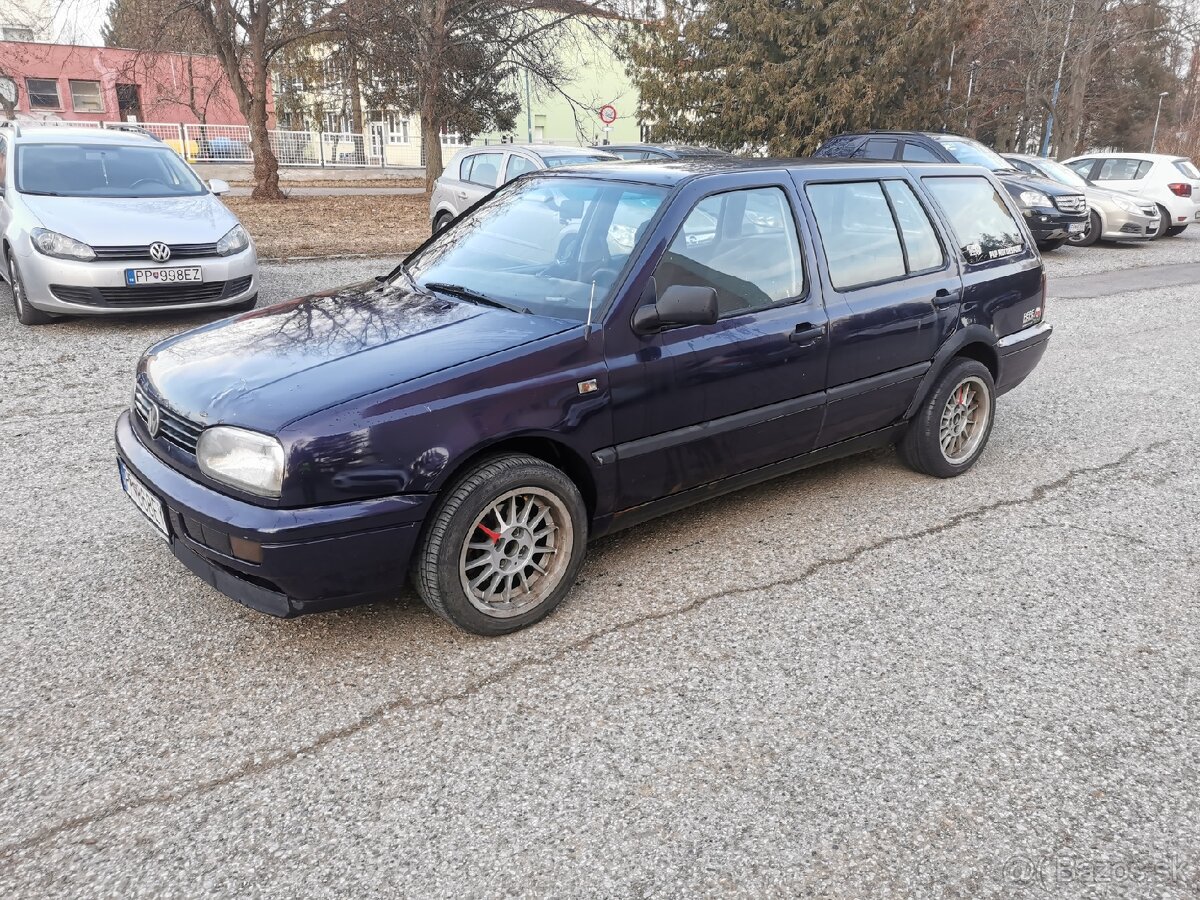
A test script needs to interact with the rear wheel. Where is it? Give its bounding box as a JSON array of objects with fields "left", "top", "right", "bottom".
[
  {"left": 1036, "top": 238, "right": 1067, "bottom": 252},
  {"left": 412, "top": 454, "right": 588, "bottom": 635},
  {"left": 899, "top": 358, "right": 996, "bottom": 478},
  {"left": 6, "top": 254, "right": 52, "bottom": 326},
  {"left": 1166, "top": 224, "right": 1188, "bottom": 237},
  {"left": 1067, "top": 210, "right": 1101, "bottom": 247}
]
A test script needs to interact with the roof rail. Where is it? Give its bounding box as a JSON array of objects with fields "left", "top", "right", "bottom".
[
  {"left": 104, "top": 123, "right": 162, "bottom": 142},
  {"left": 0, "top": 120, "right": 20, "bottom": 137}
]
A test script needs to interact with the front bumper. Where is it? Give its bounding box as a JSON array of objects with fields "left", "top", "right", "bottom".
[
  {"left": 1100, "top": 206, "right": 1158, "bottom": 241},
  {"left": 996, "top": 321, "right": 1052, "bottom": 395},
  {"left": 1024, "top": 206, "right": 1088, "bottom": 242},
  {"left": 20, "top": 247, "right": 258, "bottom": 316},
  {"left": 115, "top": 410, "right": 434, "bottom": 616}
]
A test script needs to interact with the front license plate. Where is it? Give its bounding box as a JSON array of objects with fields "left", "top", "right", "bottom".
[
  {"left": 124, "top": 266, "right": 202, "bottom": 286},
  {"left": 1067, "top": 222, "right": 1086, "bottom": 234},
  {"left": 118, "top": 460, "right": 170, "bottom": 542}
]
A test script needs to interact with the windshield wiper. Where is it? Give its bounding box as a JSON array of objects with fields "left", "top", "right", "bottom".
[
  {"left": 20, "top": 189, "right": 62, "bottom": 196},
  {"left": 423, "top": 282, "right": 530, "bottom": 314},
  {"left": 378, "top": 259, "right": 417, "bottom": 288}
]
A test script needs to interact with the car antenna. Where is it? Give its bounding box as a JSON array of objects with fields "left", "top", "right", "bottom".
[{"left": 584, "top": 280, "right": 596, "bottom": 338}]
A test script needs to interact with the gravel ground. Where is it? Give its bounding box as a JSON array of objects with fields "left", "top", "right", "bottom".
[
  {"left": 1041, "top": 225, "right": 1200, "bottom": 277},
  {"left": 1, "top": 243, "right": 1198, "bottom": 897}
]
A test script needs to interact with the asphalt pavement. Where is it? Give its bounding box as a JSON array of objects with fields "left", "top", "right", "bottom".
[{"left": 1, "top": 235, "right": 1198, "bottom": 897}]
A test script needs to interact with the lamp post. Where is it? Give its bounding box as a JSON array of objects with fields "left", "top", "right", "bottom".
[
  {"left": 1150, "top": 90, "right": 1169, "bottom": 152},
  {"left": 963, "top": 60, "right": 979, "bottom": 132}
]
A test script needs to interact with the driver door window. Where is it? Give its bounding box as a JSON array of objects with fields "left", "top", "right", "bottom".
[{"left": 654, "top": 186, "right": 805, "bottom": 316}]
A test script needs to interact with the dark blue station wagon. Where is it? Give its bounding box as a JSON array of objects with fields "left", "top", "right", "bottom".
[{"left": 115, "top": 159, "right": 1052, "bottom": 635}]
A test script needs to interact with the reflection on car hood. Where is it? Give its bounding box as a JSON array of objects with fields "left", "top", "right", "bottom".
[
  {"left": 995, "top": 170, "right": 1080, "bottom": 197},
  {"left": 140, "top": 279, "right": 577, "bottom": 432},
  {"left": 20, "top": 194, "right": 237, "bottom": 245}
]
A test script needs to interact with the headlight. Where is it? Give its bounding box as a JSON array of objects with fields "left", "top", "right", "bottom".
[
  {"left": 1112, "top": 195, "right": 1140, "bottom": 214},
  {"left": 31, "top": 227, "right": 95, "bottom": 261},
  {"left": 196, "top": 426, "right": 284, "bottom": 498},
  {"left": 216, "top": 224, "right": 250, "bottom": 257},
  {"left": 1018, "top": 191, "right": 1051, "bottom": 208}
]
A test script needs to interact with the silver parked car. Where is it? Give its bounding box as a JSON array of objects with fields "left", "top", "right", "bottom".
[
  {"left": 1004, "top": 153, "right": 1160, "bottom": 246},
  {"left": 0, "top": 123, "right": 258, "bottom": 326},
  {"left": 429, "top": 144, "right": 618, "bottom": 232}
]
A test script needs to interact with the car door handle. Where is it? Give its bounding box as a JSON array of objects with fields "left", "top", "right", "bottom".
[
  {"left": 788, "top": 322, "right": 826, "bottom": 344},
  {"left": 933, "top": 288, "right": 960, "bottom": 306}
]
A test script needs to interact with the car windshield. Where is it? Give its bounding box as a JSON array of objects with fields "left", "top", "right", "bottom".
[
  {"left": 405, "top": 175, "right": 668, "bottom": 322},
  {"left": 541, "top": 155, "right": 614, "bottom": 168},
  {"left": 16, "top": 143, "right": 207, "bottom": 198},
  {"left": 1033, "top": 158, "right": 1088, "bottom": 189},
  {"left": 934, "top": 137, "right": 1015, "bottom": 173}
]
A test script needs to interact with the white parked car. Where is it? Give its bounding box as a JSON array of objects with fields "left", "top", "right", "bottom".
[
  {"left": 0, "top": 123, "right": 258, "bottom": 326},
  {"left": 1062, "top": 152, "right": 1200, "bottom": 238}
]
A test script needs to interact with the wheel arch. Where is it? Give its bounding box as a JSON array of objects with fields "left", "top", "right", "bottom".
[
  {"left": 904, "top": 327, "right": 998, "bottom": 420},
  {"left": 435, "top": 434, "right": 599, "bottom": 520}
]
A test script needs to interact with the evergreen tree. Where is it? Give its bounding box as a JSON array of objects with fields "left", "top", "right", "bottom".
[{"left": 625, "top": 0, "right": 965, "bottom": 155}]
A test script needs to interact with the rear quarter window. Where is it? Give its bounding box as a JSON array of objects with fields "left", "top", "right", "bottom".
[
  {"left": 814, "top": 136, "right": 863, "bottom": 158},
  {"left": 922, "top": 175, "right": 1025, "bottom": 265}
]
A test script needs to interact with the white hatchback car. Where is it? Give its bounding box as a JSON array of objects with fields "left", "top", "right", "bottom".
[
  {"left": 0, "top": 123, "right": 258, "bottom": 325},
  {"left": 1062, "top": 152, "right": 1200, "bottom": 238}
]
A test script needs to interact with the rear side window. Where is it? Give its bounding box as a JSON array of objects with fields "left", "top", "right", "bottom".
[
  {"left": 1096, "top": 158, "right": 1151, "bottom": 181},
  {"left": 855, "top": 138, "right": 898, "bottom": 160},
  {"left": 504, "top": 154, "right": 538, "bottom": 183},
  {"left": 806, "top": 181, "right": 906, "bottom": 289},
  {"left": 460, "top": 152, "right": 503, "bottom": 187},
  {"left": 654, "top": 186, "right": 805, "bottom": 316},
  {"left": 1173, "top": 159, "right": 1200, "bottom": 179},
  {"left": 814, "top": 135, "right": 863, "bottom": 158},
  {"left": 922, "top": 175, "right": 1024, "bottom": 265},
  {"left": 902, "top": 142, "right": 940, "bottom": 162},
  {"left": 0, "top": 137, "right": 6, "bottom": 181},
  {"left": 883, "top": 181, "right": 945, "bottom": 272}
]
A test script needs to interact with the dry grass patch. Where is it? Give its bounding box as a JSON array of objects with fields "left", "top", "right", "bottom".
[
  {"left": 226, "top": 194, "right": 430, "bottom": 259},
  {"left": 229, "top": 178, "right": 425, "bottom": 189}
]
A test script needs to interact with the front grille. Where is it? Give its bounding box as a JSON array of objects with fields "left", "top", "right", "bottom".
[
  {"left": 1141, "top": 204, "right": 1158, "bottom": 218},
  {"left": 134, "top": 382, "right": 204, "bottom": 454},
  {"left": 1052, "top": 194, "right": 1086, "bottom": 214},
  {"left": 92, "top": 243, "right": 221, "bottom": 261},
  {"left": 51, "top": 278, "right": 249, "bottom": 308}
]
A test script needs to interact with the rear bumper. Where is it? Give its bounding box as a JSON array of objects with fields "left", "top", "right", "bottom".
[
  {"left": 115, "top": 410, "right": 433, "bottom": 616},
  {"left": 996, "top": 322, "right": 1053, "bottom": 395}
]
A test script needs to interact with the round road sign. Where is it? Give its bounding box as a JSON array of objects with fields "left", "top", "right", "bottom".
[{"left": 599, "top": 104, "right": 618, "bottom": 125}]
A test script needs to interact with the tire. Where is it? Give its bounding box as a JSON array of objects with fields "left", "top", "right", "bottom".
[
  {"left": 1152, "top": 206, "right": 1170, "bottom": 239},
  {"left": 1067, "top": 210, "right": 1101, "bottom": 247},
  {"left": 433, "top": 211, "right": 453, "bottom": 234},
  {"left": 224, "top": 293, "right": 258, "bottom": 313},
  {"left": 6, "top": 254, "right": 52, "bottom": 326},
  {"left": 899, "top": 358, "right": 996, "bottom": 479},
  {"left": 1036, "top": 238, "right": 1067, "bottom": 252},
  {"left": 412, "top": 454, "right": 588, "bottom": 636},
  {"left": 1166, "top": 224, "right": 1188, "bottom": 237}
]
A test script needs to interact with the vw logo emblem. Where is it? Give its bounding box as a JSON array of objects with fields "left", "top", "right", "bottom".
[
  {"left": 149, "top": 242, "right": 171, "bottom": 262},
  {"left": 145, "top": 401, "right": 161, "bottom": 439}
]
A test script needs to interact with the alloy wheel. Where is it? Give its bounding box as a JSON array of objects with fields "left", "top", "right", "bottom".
[
  {"left": 458, "top": 487, "right": 574, "bottom": 618},
  {"left": 939, "top": 376, "right": 992, "bottom": 463}
]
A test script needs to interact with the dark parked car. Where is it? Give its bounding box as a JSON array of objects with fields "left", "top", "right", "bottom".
[
  {"left": 116, "top": 158, "right": 1052, "bottom": 635},
  {"left": 591, "top": 142, "right": 733, "bottom": 161},
  {"left": 814, "top": 131, "right": 1087, "bottom": 251}
]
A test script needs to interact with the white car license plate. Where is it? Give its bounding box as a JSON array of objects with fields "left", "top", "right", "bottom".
[
  {"left": 125, "top": 266, "right": 202, "bottom": 286},
  {"left": 1067, "top": 222, "right": 1086, "bottom": 234},
  {"left": 118, "top": 460, "right": 169, "bottom": 542}
]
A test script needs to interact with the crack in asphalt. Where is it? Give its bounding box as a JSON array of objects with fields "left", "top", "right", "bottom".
[{"left": 0, "top": 440, "right": 1170, "bottom": 862}]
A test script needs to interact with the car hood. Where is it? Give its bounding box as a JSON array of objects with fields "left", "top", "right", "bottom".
[
  {"left": 994, "top": 170, "right": 1080, "bottom": 197},
  {"left": 1083, "top": 184, "right": 1148, "bottom": 206},
  {"left": 140, "top": 279, "right": 578, "bottom": 433},
  {"left": 20, "top": 194, "right": 237, "bottom": 245}
]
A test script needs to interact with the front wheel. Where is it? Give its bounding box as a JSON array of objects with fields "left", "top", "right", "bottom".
[
  {"left": 1067, "top": 211, "right": 1101, "bottom": 247},
  {"left": 1166, "top": 224, "right": 1189, "bottom": 237},
  {"left": 1036, "top": 238, "right": 1067, "bottom": 252},
  {"left": 433, "top": 211, "right": 453, "bottom": 234},
  {"left": 899, "top": 358, "right": 996, "bottom": 478},
  {"left": 7, "top": 255, "right": 52, "bottom": 326},
  {"left": 1152, "top": 206, "right": 1170, "bottom": 239},
  {"left": 412, "top": 454, "right": 588, "bottom": 635}
]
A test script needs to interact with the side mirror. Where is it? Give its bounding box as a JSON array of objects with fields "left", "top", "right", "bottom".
[
  {"left": 209, "top": 178, "right": 230, "bottom": 196},
  {"left": 558, "top": 198, "right": 584, "bottom": 222},
  {"left": 633, "top": 283, "right": 719, "bottom": 332}
]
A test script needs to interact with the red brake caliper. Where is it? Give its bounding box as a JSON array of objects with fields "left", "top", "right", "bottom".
[{"left": 478, "top": 524, "right": 501, "bottom": 544}]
